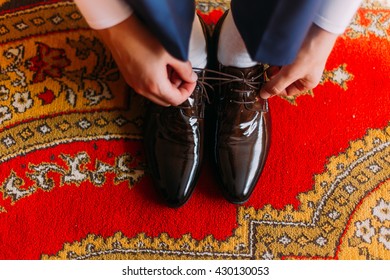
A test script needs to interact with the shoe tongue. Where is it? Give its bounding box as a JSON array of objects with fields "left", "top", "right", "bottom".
[
  {"left": 220, "top": 64, "right": 264, "bottom": 92},
  {"left": 221, "top": 64, "right": 263, "bottom": 79}
]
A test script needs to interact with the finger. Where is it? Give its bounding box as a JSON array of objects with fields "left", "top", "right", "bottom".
[
  {"left": 156, "top": 73, "right": 196, "bottom": 106},
  {"left": 142, "top": 77, "right": 185, "bottom": 106},
  {"left": 169, "top": 59, "right": 198, "bottom": 84},
  {"left": 128, "top": 82, "right": 171, "bottom": 106},
  {"left": 259, "top": 69, "right": 296, "bottom": 99},
  {"left": 141, "top": 59, "right": 197, "bottom": 106},
  {"left": 266, "top": 65, "right": 281, "bottom": 79},
  {"left": 160, "top": 82, "right": 195, "bottom": 106},
  {"left": 177, "top": 81, "right": 196, "bottom": 100},
  {"left": 166, "top": 65, "right": 181, "bottom": 88},
  {"left": 165, "top": 60, "right": 197, "bottom": 105},
  {"left": 284, "top": 83, "right": 303, "bottom": 97},
  {"left": 140, "top": 91, "right": 172, "bottom": 107},
  {"left": 285, "top": 79, "right": 309, "bottom": 96},
  {"left": 170, "top": 70, "right": 183, "bottom": 88}
]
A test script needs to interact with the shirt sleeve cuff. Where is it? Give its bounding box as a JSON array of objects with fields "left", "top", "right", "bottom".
[
  {"left": 74, "top": 0, "right": 133, "bottom": 30},
  {"left": 313, "top": 0, "right": 363, "bottom": 34}
]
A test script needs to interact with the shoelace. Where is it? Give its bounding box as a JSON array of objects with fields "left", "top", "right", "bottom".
[
  {"left": 193, "top": 67, "right": 266, "bottom": 86},
  {"left": 176, "top": 67, "right": 268, "bottom": 111},
  {"left": 175, "top": 68, "right": 213, "bottom": 109},
  {"left": 193, "top": 67, "right": 267, "bottom": 107}
]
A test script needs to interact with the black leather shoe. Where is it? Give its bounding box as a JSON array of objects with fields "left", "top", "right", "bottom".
[
  {"left": 213, "top": 11, "right": 271, "bottom": 204},
  {"left": 143, "top": 15, "right": 210, "bottom": 207},
  {"left": 144, "top": 70, "right": 207, "bottom": 207}
]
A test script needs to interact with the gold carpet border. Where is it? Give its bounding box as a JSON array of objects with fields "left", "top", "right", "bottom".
[
  {"left": 42, "top": 123, "right": 390, "bottom": 260},
  {"left": 0, "top": 109, "right": 144, "bottom": 164},
  {"left": 337, "top": 180, "right": 390, "bottom": 259},
  {"left": 0, "top": 2, "right": 87, "bottom": 44}
]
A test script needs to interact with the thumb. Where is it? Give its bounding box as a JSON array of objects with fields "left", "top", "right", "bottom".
[
  {"left": 259, "top": 69, "right": 295, "bottom": 99},
  {"left": 169, "top": 59, "right": 198, "bottom": 84}
]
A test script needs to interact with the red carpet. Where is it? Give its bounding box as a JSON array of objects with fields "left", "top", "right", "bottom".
[{"left": 0, "top": 0, "right": 389, "bottom": 260}]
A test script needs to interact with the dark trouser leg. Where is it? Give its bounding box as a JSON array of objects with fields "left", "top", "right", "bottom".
[
  {"left": 231, "top": 0, "right": 323, "bottom": 65},
  {"left": 124, "top": 0, "right": 195, "bottom": 61}
]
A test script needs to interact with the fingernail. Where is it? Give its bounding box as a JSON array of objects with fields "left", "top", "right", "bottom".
[{"left": 191, "top": 71, "right": 198, "bottom": 82}]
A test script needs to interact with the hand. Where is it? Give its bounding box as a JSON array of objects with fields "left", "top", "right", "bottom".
[
  {"left": 259, "top": 24, "right": 338, "bottom": 99},
  {"left": 96, "top": 15, "right": 197, "bottom": 106}
]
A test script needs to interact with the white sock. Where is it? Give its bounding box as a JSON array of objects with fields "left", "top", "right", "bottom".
[
  {"left": 188, "top": 15, "right": 207, "bottom": 69},
  {"left": 217, "top": 11, "right": 257, "bottom": 68}
]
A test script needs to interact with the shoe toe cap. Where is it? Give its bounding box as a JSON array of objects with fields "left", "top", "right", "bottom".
[
  {"left": 157, "top": 179, "right": 196, "bottom": 208},
  {"left": 220, "top": 176, "right": 255, "bottom": 204}
]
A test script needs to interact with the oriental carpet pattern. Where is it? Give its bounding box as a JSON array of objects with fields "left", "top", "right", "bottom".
[{"left": 0, "top": 0, "right": 389, "bottom": 260}]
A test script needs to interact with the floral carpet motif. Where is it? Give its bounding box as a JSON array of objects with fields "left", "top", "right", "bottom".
[{"left": 0, "top": 0, "right": 389, "bottom": 260}]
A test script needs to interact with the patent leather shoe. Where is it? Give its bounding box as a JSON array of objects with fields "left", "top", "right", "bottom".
[
  {"left": 144, "top": 70, "right": 208, "bottom": 207},
  {"left": 213, "top": 11, "right": 271, "bottom": 204}
]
